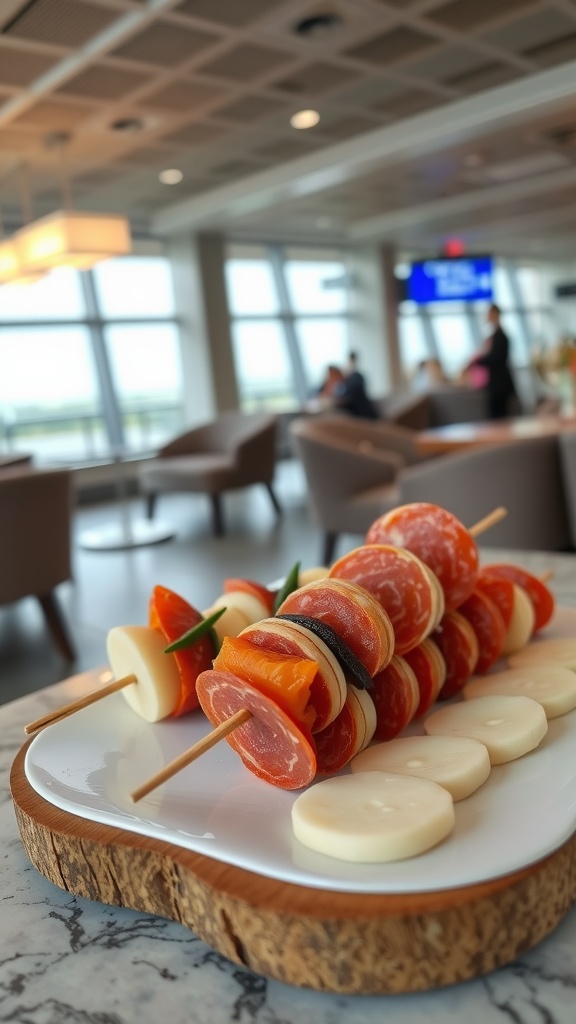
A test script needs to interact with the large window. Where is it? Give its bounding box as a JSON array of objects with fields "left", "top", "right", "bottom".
[
  {"left": 225, "top": 244, "right": 351, "bottom": 410},
  {"left": 397, "top": 258, "right": 557, "bottom": 407},
  {"left": 0, "top": 256, "right": 184, "bottom": 464}
]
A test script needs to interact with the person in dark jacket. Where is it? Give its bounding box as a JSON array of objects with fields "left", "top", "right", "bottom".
[
  {"left": 333, "top": 352, "right": 379, "bottom": 419},
  {"left": 468, "top": 304, "right": 518, "bottom": 419}
]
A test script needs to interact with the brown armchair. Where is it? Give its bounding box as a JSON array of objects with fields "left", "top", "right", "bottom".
[
  {"left": 0, "top": 466, "right": 75, "bottom": 660},
  {"left": 138, "top": 410, "right": 281, "bottom": 536},
  {"left": 398, "top": 434, "right": 571, "bottom": 550},
  {"left": 289, "top": 415, "right": 422, "bottom": 563}
]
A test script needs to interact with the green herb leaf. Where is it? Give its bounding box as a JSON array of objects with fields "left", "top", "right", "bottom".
[
  {"left": 273, "top": 561, "right": 301, "bottom": 614},
  {"left": 164, "top": 607, "right": 226, "bottom": 654}
]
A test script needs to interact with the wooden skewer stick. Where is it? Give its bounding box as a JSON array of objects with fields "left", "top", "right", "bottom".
[
  {"left": 24, "top": 674, "right": 137, "bottom": 735},
  {"left": 468, "top": 506, "right": 508, "bottom": 538},
  {"left": 131, "top": 708, "right": 253, "bottom": 803},
  {"left": 540, "top": 570, "right": 554, "bottom": 584}
]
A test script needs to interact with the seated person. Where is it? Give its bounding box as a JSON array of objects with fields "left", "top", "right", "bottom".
[{"left": 333, "top": 352, "right": 379, "bottom": 420}]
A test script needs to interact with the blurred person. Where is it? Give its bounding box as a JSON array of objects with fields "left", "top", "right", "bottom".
[
  {"left": 464, "top": 303, "right": 517, "bottom": 419},
  {"left": 412, "top": 357, "right": 447, "bottom": 391},
  {"left": 333, "top": 351, "right": 379, "bottom": 419}
]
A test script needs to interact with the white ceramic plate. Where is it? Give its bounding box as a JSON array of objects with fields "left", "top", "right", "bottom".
[{"left": 25, "top": 606, "right": 576, "bottom": 895}]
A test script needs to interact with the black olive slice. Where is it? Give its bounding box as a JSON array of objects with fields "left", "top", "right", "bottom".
[{"left": 276, "top": 613, "right": 373, "bottom": 690}]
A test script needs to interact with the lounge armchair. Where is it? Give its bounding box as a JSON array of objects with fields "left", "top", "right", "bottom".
[
  {"left": 289, "top": 415, "right": 425, "bottom": 563},
  {"left": 398, "top": 434, "right": 571, "bottom": 550},
  {"left": 138, "top": 411, "right": 281, "bottom": 536},
  {"left": 0, "top": 466, "right": 75, "bottom": 660}
]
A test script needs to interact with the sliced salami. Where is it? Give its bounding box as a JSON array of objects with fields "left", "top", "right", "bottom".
[
  {"left": 239, "top": 617, "right": 346, "bottom": 732},
  {"left": 195, "top": 668, "right": 317, "bottom": 790},
  {"left": 403, "top": 638, "right": 447, "bottom": 718},
  {"left": 366, "top": 502, "right": 479, "bottom": 611},
  {"left": 315, "top": 687, "right": 376, "bottom": 774},
  {"left": 482, "top": 563, "right": 555, "bottom": 633},
  {"left": 431, "top": 611, "right": 480, "bottom": 700},
  {"left": 476, "top": 571, "right": 515, "bottom": 629},
  {"left": 329, "top": 544, "right": 443, "bottom": 655},
  {"left": 370, "top": 655, "right": 420, "bottom": 741},
  {"left": 276, "top": 577, "right": 395, "bottom": 676},
  {"left": 457, "top": 589, "right": 506, "bottom": 675}
]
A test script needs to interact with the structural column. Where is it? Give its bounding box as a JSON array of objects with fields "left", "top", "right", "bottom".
[{"left": 165, "top": 230, "right": 238, "bottom": 425}]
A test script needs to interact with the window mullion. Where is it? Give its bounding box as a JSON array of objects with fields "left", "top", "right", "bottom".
[
  {"left": 81, "top": 271, "right": 125, "bottom": 451},
  {"left": 267, "top": 245, "right": 309, "bottom": 405}
]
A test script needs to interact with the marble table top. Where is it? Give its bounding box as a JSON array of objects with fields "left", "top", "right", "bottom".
[{"left": 3, "top": 549, "right": 576, "bottom": 1024}]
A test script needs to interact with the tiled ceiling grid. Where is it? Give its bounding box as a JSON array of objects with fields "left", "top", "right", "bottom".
[{"left": 0, "top": 0, "right": 576, "bottom": 248}]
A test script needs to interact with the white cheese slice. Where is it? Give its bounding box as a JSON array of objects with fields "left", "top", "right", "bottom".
[
  {"left": 423, "top": 694, "right": 548, "bottom": 764},
  {"left": 508, "top": 637, "right": 576, "bottom": 671},
  {"left": 351, "top": 734, "right": 491, "bottom": 801},
  {"left": 463, "top": 663, "right": 576, "bottom": 718},
  {"left": 501, "top": 584, "right": 536, "bottom": 656},
  {"left": 107, "top": 625, "right": 182, "bottom": 722},
  {"left": 291, "top": 771, "right": 454, "bottom": 862},
  {"left": 211, "top": 590, "right": 269, "bottom": 624}
]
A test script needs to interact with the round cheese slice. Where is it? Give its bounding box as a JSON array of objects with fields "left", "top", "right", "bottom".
[
  {"left": 107, "top": 625, "right": 182, "bottom": 722},
  {"left": 501, "top": 584, "right": 536, "bottom": 656},
  {"left": 298, "top": 565, "right": 330, "bottom": 586},
  {"left": 508, "top": 637, "right": 576, "bottom": 671},
  {"left": 463, "top": 663, "right": 576, "bottom": 718},
  {"left": 291, "top": 771, "right": 455, "bottom": 863},
  {"left": 423, "top": 694, "right": 548, "bottom": 764},
  {"left": 351, "top": 734, "right": 491, "bottom": 801},
  {"left": 203, "top": 604, "right": 250, "bottom": 645}
]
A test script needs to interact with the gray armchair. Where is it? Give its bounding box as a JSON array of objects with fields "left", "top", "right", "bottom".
[
  {"left": 289, "top": 415, "right": 422, "bottom": 563},
  {"left": 0, "top": 466, "right": 75, "bottom": 660},
  {"left": 398, "top": 434, "right": 571, "bottom": 550},
  {"left": 138, "top": 410, "right": 281, "bottom": 536}
]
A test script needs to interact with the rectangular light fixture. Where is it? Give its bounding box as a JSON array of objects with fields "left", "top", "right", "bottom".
[
  {"left": 0, "top": 239, "right": 19, "bottom": 283},
  {"left": 0, "top": 238, "right": 45, "bottom": 285},
  {"left": 14, "top": 210, "right": 132, "bottom": 272}
]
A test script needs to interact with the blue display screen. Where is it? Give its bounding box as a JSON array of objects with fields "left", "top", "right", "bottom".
[{"left": 408, "top": 257, "right": 494, "bottom": 304}]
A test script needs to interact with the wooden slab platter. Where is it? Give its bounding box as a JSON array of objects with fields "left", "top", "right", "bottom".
[{"left": 11, "top": 738, "right": 576, "bottom": 996}]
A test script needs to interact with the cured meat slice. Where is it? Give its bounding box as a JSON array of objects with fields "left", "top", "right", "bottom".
[
  {"left": 370, "top": 654, "right": 420, "bottom": 741},
  {"left": 276, "top": 577, "right": 395, "bottom": 676},
  {"left": 239, "top": 617, "right": 346, "bottom": 732},
  {"left": 213, "top": 636, "right": 318, "bottom": 730},
  {"left": 475, "top": 571, "right": 515, "bottom": 629},
  {"left": 366, "top": 502, "right": 479, "bottom": 611},
  {"left": 457, "top": 589, "right": 506, "bottom": 675},
  {"left": 431, "top": 610, "right": 480, "bottom": 700},
  {"left": 481, "top": 563, "right": 555, "bottom": 633},
  {"left": 315, "top": 686, "right": 376, "bottom": 774},
  {"left": 149, "top": 584, "right": 213, "bottom": 716},
  {"left": 223, "top": 577, "right": 276, "bottom": 615},
  {"left": 329, "top": 544, "right": 442, "bottom": 655},
  {"left": 195, "top": 668, "right": 317, "bottom": 790},
  {"left": 403, "top": 638, "right": 447, "bottom": 718}
]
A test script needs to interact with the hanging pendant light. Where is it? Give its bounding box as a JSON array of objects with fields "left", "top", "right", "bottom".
[
  {"left": 14, "top": 210, "right": 132, "bottom": 272},
  {"left": 0, "top": 196, "right": 46, "bottom": 286},
  {"left": 12, "top": 134, "right": 132, "bottom": 275}
]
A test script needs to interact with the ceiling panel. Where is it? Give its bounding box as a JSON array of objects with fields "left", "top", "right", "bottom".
[
  {"left": 110, "top": 21, "right": 221, "bottom": 68},
  {"left": 0, "top": 43, "right": 60, "bottom": 86},
  {"left": 2, "top": 0, "right": 119, "bottom": 47},
  {"left": 424, "top": 0, "right": 542, "bottom": 32},
  {"left": 198, "top": 42, "right": 295, "bottom": 81},
  {"left": 0, "top": 0, "right": 575, "bottom": 256},
  {"left": 344, "top": 26, "right": 441, "bottom": 66},
  {"left": 56, "top": 64, "right": 152, "bottom": 100},
  {"left": 175, "top": 0, "right": 287, "bottom": 28}
]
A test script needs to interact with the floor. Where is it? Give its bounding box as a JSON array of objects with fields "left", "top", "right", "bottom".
[{"left": 0, "top": 459, "right": 358, "bottom": 706}]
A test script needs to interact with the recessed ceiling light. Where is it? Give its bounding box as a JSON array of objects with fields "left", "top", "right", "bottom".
[
  {"left": 110, "top": 118, "right": 145, "bottom": 133},
  {"left": 294, "top": 13, "right": 343, "bottom": 38},
  {"left": 290, "top": 109, "right": 320, "bottom": 130},
  {"left": 159, "top": 168, "right": 183, "bottom": 185}
]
